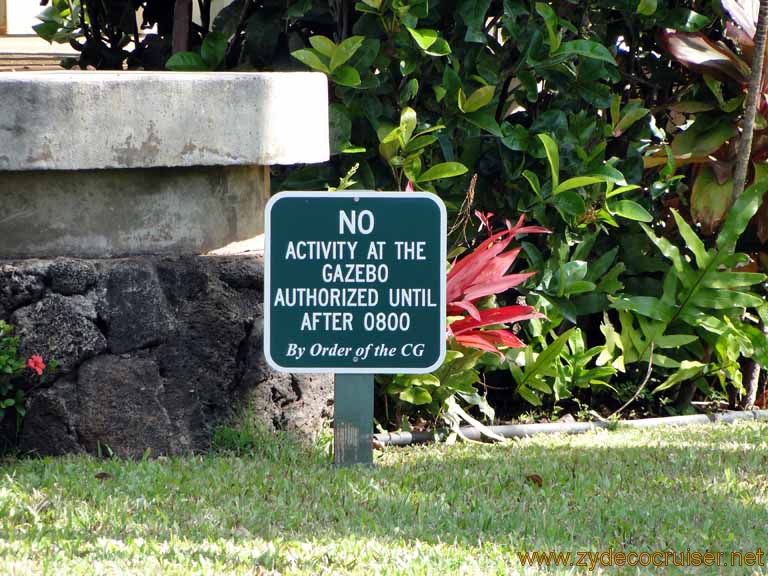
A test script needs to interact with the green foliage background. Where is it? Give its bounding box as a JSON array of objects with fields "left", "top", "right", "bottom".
[{"left": 36, "top": 0, "right": 768, "bottom": 424}]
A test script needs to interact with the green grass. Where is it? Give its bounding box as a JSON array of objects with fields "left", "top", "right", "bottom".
[{"left": 2, "top": 422, "right": 768, "bottom": 575}]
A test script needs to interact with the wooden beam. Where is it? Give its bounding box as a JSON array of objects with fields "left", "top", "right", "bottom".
[
  {"left": 172, "top": 0, "right": 192, "bottom": 53},
  {"left": 0, "top": 0, "right": 7, "bottom": 36}
]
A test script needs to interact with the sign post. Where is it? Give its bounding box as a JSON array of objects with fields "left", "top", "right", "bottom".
[{"left": 264, "top": 191, "right": 446, "bottom": 466}]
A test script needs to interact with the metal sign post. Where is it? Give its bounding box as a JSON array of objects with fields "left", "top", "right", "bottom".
[
  {"left": 334, "top": 374, "right": 374, "bottom": 466},
  {"left": 264, "top": 191, "right": 446, "bottom": 467}
]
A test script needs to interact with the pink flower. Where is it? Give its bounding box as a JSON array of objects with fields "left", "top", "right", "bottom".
[{"left": 27, "top": 355, "right": 46, "bottom": 376}]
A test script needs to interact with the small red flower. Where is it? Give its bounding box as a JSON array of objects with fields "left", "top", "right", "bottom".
[{"left": 27, "top": 355, "right": 46, "bottom": 376}]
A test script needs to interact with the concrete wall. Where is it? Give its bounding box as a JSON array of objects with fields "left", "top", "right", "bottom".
[
  {"left": 0, "top": 71, "right": 329, "bottom": 258},
  {"left": 5, "top": 0, "right": 39, "bottom": 35},
  {"left": 1, "top": 165, "right": 269, "bottom": 258}
]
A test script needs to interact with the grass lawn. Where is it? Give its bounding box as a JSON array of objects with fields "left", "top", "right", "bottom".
[{"left": 1, "top": 421, "right": 768, "bottom": 575}]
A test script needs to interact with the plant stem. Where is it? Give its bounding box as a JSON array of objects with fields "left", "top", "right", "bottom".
[
  {"left": 731, "top": 0, "right": 768, "bottom": 409},
  {"left": 732, "top": 0, "right": 768, "bottom": 200}
]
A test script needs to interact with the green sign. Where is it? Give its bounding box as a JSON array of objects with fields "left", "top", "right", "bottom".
[{"left": 265, "top": 191, "right": 446, "bottom": 373}]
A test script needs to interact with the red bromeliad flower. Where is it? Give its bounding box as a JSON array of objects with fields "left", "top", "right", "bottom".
[
  {"left": 27, "top": 354, "right": 46, "bottom": 376},
  {"left": 447, "top": 212, "right": 550, "bottom": 357}
]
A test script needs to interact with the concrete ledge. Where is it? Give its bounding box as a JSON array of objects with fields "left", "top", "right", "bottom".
[
  {"left": 0, "top": 71, "right": 329, "bottom": 171},
  {"left": 0, "top": 165, "right": 269, "bottom": 258}
]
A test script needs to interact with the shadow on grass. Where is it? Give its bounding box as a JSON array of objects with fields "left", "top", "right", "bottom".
[{"left": 2, "top": 424, "right": 768, "bottom": 573}]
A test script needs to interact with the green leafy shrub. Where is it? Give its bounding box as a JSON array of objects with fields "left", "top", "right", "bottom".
[
  {"left": 380, "top": 210, "right": 548, "bottom": 438},
  {"left": 0, "top": 321, "right": 53, "bottom": 430},
  {"left": 35, "top": 0, "right": 768, "bottom": 419}
]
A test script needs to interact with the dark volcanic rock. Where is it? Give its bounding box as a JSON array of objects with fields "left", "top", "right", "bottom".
[
  {"left": 240, "top": 320, "right": 333, "bottom": 439},
  {"left": 0, "top": 261, "right": 48, "bottom": 319},
  {"left": 8, "top": 253, "right": 333, "bottom": 458},
  {"left": 216, "top": 257, "right": 264, "bottom": 289},
  {"left": 76, "top": 355, "right": 182, "bottom": 458},
  {"left": 11, "top": 293, "right": 107, "bottom": 375},
  {"left": 102, "top": 261, "right": 172, "bottom": 354},
  {"left": 49, "top": 258, "right": 98, "bottom": 295},
  {"left": 18, "top": 379, "right": 82, "bottom": 456}
]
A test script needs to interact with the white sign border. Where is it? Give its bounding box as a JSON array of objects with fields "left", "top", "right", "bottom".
[{"left": 264, "top": 190, "right": 447, "bottom": 374}]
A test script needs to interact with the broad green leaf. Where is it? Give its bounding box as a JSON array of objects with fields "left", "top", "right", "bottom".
[
  {"left": 717, "top": 174, "right": 768, "bottom": 251},
  {"left": 425, "top": 38, "right": 452, "bottom": 56},
  {"left": 32, "top": 21, "right": 60, "bottom": 42},
  {"left": 201, "top": 32, "right": 228, "bottom": 68},
  {"left": 565, "top": 280, "right": 597, "bottom": 295},
  {"left": 640, "top": 223, "right": 686, "bottom": 273},
  {"left": 562, "top": 260, "right": 588, "bottom": 282},
  {"left": 653, "top": 361, "right": 707, "bottom": 393},
  {"left": 535, "top": 2, "right": 560, "bottom": 53},
  {"left": 406, "top": 27, "right": 438, "bottom": 51},
  {"left": 613, "top": 106, "right": 649, "bottom": 136},
  {"left": 556, "top": 40, "right": 616, "bottom": 65},
  {"left": 413, "top": 125, "right": 446, "bottom": 138},
  {"left": 329, "top": 103, "right": 352, "bottom": 155},
  {"left": 704, "top": 74, "right": 725, "bottom": 107},
  {"left": 459, "top": 0, "right": 493, "bottom": 43},
  {"left": 416, "top": 162, "right": 468, "bottom": 182},
  {"left": 331, "top": 66, "right": 362, "bottom": 87},
  {"left": 655, "top": 334, "right": 698, "bottom": 347},
  {"left": 404, "top": 135, "right": 438, "bottom": 154},
  {"left": 690, "top": 288, "right": 765, "bottom": 309},
  {"left": 399, "top": 387, "right": 432, "bottom": 405},
  {"left": 598, "top": 263, "right": 625, "bottom": 293},
  {"left": 703, "top": 271, "right": 766, "bottom": 288},
  {"left": 528, "top": 377, "right": 553, "bottom": 394},
  {"left": 671, "top": 209, "right": 709, "bottom": 268},
  {"left": 442, "top": 369, "right": 479, "bottom": 393},
  {"left": 309, "top": 35, "right": 337, "bottom": 58},
  {"left": 443, "top": 350, "right": 464, "bottom": 363},
  {"left": 610, "top": 200, "right": 653, "bottom": 222},
  {"left": 400, "top": 78, "right": 419, "bottom": 104},
  {"left": 398, "top": 373, "right": 440, "bottom": 387},
  {"left": 330, "top": 35, "right": 365, "bottom": 71},
  {"left": 592, "top": 164, "right": 627, "bottom": 185},
  {"left": 501, "top": 125, "right": 530, "bottom": 151},
  {"left": 587, "top": 247, "right": 618, "bottom": 281},
  {"left": 666, "top": 8, "right": 711, "bottom": 32},
  {"left": 517, "top": 385, "right": 542, "bottom": 406},
  {"left": 537, "top": 133, "right": 559, "bottom": 190},
  {"left": 610, "top": 94, "right": 621, "bottom": 128},
  {"left": 554, "top": 176, "right": 607, "bottom": 194},
  {"left": 523, "top": 170, "right": 541, "bottom": 196},
  {"left": 463, "top": 112, "right": 502, "bottom": 136},
  {"left": 400, "top": 107, "right": 417, "bottom": 143},
  {"left": 661, "top": 269, "right": 678, "bottom": 305},
  {"left": 611, "top": 296, "right": 674, "bottom": 322},
  {"left": 291, "top": 49, "right": 330, "bottom": 73},
  {"left": 652, "top": 354, "right": 681, "bottom": 368},
  {"left": 463, "top": 85, "right": 495, "bottom": 113},
  {"left": 637, "top": 0, "right": 657, "bottom": 16},
  {"left": 458, "top": 88, "right": 467, "bottom": 112},
  {"left": 517, "top": 329, "right": 575, "bottom": 387},
  {"left": 671, "top": 118, "right": 735, "bottom": 159},
  {"left": 679, "top": 308, "right": 728, "bottom": 333},
  {"left": 553, "top": 190, "right": 585, "bottom": 217},
  {"left": 165, "top": 51, "right": 209, "bottom": 71}
]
